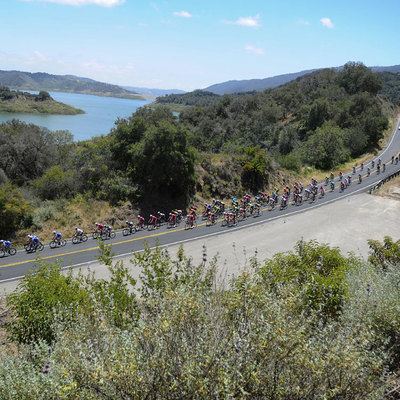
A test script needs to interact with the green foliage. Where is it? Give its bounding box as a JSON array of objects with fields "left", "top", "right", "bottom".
[
  {"left": 379, "top": 71, "right": 400, "bottom": 105},
  {"left": 131, "top": 120, "right": 197, "bottom": 210},
  {"left": 368, "top": 236, "right": 400, "bottom": 271},
  {"left": 0, "top": 120, "right": 75, "bottom": 185},
  {"left": 1, "top": 243, "right": 393, "bottom": 399},
  {"left": 278, "top": 153, "right": 302, "bottom": 172},
  {"left": 6, "top": 261, "right": 90, "bottom": 345},
  {"left": 338, "top": 62, "right": 383, "bottom": 95},
  {"left": 259, "top": 240, "right": 356, "bottom": 318},
  {"left": 34, "top": 165, "right": 75, "bottom": 200},
  {"left": 303, "top": 123, "right": 350, "bottom": 170},
  {"left": 156, "top": 89, "right": 221, "bottom": 107},
  {"left": 0, "top": 184, "right": 32, "bottom": 236},
  {"left": 240, "top": 146, "right": 270, "bottom": 191}
]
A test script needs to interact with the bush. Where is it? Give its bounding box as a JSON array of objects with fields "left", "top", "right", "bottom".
[
  {"left": 1, "top": 243, "right": 397, "bottom": 399},
  {"left": 0, "top": 184, "right": 32, "bottom": 236}
]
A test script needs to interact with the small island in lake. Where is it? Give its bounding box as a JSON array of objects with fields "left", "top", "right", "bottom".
[{"left": 0, "top": 86, "right": 84, "bottom": 115}]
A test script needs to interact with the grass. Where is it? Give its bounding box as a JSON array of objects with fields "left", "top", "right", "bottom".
[{"left": 0, "top": 99, "right": 84, "bottom": 115}]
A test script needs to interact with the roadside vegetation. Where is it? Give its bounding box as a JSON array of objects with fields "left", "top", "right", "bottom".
[
  {"left": 0, "top": 62, "right": 398, "bottom": 244},
  {"left": 1, "top": 238, "right": 400, "bottom": 398}
]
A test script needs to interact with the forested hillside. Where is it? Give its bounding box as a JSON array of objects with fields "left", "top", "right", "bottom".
[
  {"left": 0, "top": 62, "right": 396, "bottom": 240},
  {"left": 180, "top": 62, "right": 392, "bottom": 170}
]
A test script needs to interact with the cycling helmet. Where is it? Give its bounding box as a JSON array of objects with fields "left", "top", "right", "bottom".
[
  {"left": 150, "top": 214, "right": 153, "bottom": 217},
  {"left": 75, "top": 227, "right": 78, "bottom": 230},
  {"left": 53, "top": 231, "right": 56, "bottom": 234},
  {"left": 126, "top": 220, "right": 129, "bottom": 223}
]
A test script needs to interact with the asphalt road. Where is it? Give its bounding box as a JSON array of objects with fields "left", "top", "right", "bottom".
[{"left": 1, "top": 118, "right": 400, "bottom": 283}]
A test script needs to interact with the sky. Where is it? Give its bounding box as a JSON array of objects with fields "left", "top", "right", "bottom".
[{"left": 1, "top": 0, "right": 399, "bottom": 91}]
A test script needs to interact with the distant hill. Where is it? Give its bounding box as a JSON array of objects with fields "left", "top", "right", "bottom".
[
  {"left": 203, "top": 65, "right": 400, "bottom": 95},
  {"left": 124, "top": 86, "right": 186, "bottom": 97},
  {"left": 0, "top": 70, "right": 144, "bottom": 100},
  {"left": 203, "top": 69, "right": 317, "bottom": 95}
]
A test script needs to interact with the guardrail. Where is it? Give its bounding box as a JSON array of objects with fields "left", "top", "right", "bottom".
[{"left": 369, "top": 168, "right": 400, "bottom": 194}]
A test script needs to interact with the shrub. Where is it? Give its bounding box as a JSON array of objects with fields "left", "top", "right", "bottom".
[{"left": 0, "top": 184, "right": 32, "bottom": 236}]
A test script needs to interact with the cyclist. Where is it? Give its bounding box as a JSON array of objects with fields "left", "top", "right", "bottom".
[
  {"left": 52, "top": 231, "right": 62, "bottom": 245},
  {"left": 361, "top": 162, "right": 364, "bottom": 170},
  {"left": 74, "top": 227, "right": 84, "bottom": 240},
  {"left": 157, "top": 211, "right": 166, "bottom": 224},
  {"left": 104, "top": 224, "right": 113, "bottom": 237},
  {"left": 358, "top": 174, "right": 362, "bottom": 183},
  {"left": 352, "top": 166, "right": 356, "bottom": 174},
  {"left": 330, "top": 172, "right": 334, "bottom": 180},
  {"left": 125, "top": 220, "right": 134, "bottom": 233},
  {"left": 367, "top": 167, "right": 371, "bottom": 177},
  {"left": 187, "top": 213, "right": 196, "bottom": 228},
  {"left": 95, "top": 222, "right": 105, "bottom": 235},
  {"left": 383, "top": 163, "right": 386, "bottom": 172},
  {"left": 340, "top": 181, "right": 345, "bottom": 191},
  {"left": 208, "top": 211, "right": 216, "bottom": 224},
  {"left": 137, "top": 215, "right": 145, "bottom": 229},
  {"left": 0, "top": 240, "right": 11, "bottom": 251},
  {"left": 148, "top": 214, "right": 158, "bottom": 229},
  {"left": 325, "top": 176, "right": 329, "bottom": 186},
  {"left": 320, "top": 186, "right": 325, "bottom": 197},
  {"left": 28, "top": 234, "right": 40, "bottom": 249},
  {"left": 372, "top": 160, "right": 375, "bottom": 168},
  {"left": 330, "top": 181, "right": 335, "bottom": 191},
  {"left": 339, "top": 172, "right": 343, "bottom": 181},
  {"left": 229, "top": 211, "right": 237, "bottom": 225},
  {"left": 169, "top": 212, "right": 177, "bottom": 227},
  {"left": 377, "top": 164, "right": 381, "bottom": 173}
]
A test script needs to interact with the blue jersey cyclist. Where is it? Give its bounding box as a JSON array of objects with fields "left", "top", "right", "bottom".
[
  {"left": 0, "top": 240, "right": 11, "bottom": 249},
  {"left": 53, "top": 231, "right": 62, "bottom": 244}
]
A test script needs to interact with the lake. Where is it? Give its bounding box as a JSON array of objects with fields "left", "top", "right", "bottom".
[{"left": 0, "top": 91, "right": 152, "bottom": 141}]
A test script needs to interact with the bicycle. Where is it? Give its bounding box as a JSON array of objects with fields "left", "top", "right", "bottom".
[
  {"left": 206, "top": 213, "right": 217, "bottom": 226},
  {"left": 24, "top": 242, "right": 44, "bottom": 253},
  {"left": 72, "top": 233, "right": 88, "bottom": 244},
  {"left": 0, "top": 247, "right": 17, "bottom": 257},
  {"left": 101, "top": 230, "right": 116, "bottom": 240},
  {"left": 185, "top": 216, "right": 197, "bottom": 229},
  {"left": 49, "top": 238, "right": 67, "bottom": 249},
  {"left": 123, "top": 226, "right": 136, "bottom": 236}
]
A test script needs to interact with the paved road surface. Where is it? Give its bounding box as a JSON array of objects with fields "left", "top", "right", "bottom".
[{"left": 1, "top": 117, "right": 400, "bottom": 284}]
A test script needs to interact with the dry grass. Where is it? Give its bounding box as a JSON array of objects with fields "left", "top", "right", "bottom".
[
  {"left": 0, "top": 298, "right": 17, "bottom": 356},
  {"left": 374, "top": 175, "right": 400, "bottom": 201},
  {"left": 14, "top": 199, "right": 139, "bottom": 246}
]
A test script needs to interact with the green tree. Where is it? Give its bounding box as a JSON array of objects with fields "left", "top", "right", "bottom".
[
  {"left": 338, "top": 62, "right": 382, "bottom": 95},
  {"left": 368, "top": 236, "right": 400, "bottom": 271},
  {"left": 0, "top": 184, "right": 32, "bottom": 236},
  {"left": 132, "top": 120, "right": 197, "bottom": 211},
  {"left": 240, "top": 146, "right": 270, "bottom": 191},
  {"left": 34, "top": 165, "right": 75, "bottom": 200},
  {"left": 303, "top": 123, "right": 350, "bottom": 169}
]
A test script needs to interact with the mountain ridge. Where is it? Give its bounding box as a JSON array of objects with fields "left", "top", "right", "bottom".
[
  {"left": 202, "top": 64, "right": 400, "bottom": 95},
  {"left": 0, "top": 70, "right": 144, "bottom": 100}
]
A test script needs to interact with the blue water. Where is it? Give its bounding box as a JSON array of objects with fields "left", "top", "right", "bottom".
[{"left": 0, "top": 91, "right": 152, "bottom": 141}]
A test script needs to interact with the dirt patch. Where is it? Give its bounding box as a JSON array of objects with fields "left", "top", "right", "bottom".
[
  {"left": 0, "top": 297, "right": 18, "bottom": 356},
  {"left": 374, "top": 176, "right": 400, "bottom": 201}
]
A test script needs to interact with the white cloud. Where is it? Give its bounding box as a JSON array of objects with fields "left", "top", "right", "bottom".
[
  {"left": 298, "top": 19, "right": 310, "bottom": 26},
  {"left": 22, "top": 0, "right": 125, "bottom": 7},
  {"left": 223, "top": 14, "right": 261, "bottom": 28},
  {"left": 245, "top": 45, "right": 265, "bottom": 55},
  {"left": 320, "top": 17, "right": 334, "bottom": 28},
  {"left": 173, "top": 10, "right": 192, "bottom": 18}
]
